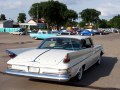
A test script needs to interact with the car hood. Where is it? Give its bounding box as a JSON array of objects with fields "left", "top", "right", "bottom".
[{"left": 7, "top": 49, "right": 73, "bottom": 66}]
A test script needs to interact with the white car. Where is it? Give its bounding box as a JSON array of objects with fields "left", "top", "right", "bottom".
[
  {"left": 9, "top": 30, "right": 25, "bottom": 35},
  {"left": 5, "top": 35, "right": 103, "bottom": 82}
]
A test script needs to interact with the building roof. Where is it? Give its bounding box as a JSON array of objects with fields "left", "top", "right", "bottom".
[
  {"left": 19, "top": 23, "right": 37, "bottom": 26},
  {"left": 0, "top": 20, "right": 13, "bottom": 23},
  {"left": 27, "top": 18, "right": 45, "bottom": 23}
]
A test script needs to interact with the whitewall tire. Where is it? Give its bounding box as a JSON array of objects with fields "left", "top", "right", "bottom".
[
  {"left": 96, "top": 55, "right": 102, "bottom": 65},
  {"left": 76, "top": 67, "right": 83, "bottom": 81}
]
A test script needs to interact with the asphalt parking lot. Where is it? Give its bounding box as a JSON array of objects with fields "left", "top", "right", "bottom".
[{"left": 0, "top": 33, "right": 120, "bottom": 90}]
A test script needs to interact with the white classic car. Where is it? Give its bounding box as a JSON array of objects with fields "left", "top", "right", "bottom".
[
  {"left": 9, "top": 30, "right": 25, "bottom": 35},
  {"left": 5, "top": 35, "right": 104, "bottom": 82}
]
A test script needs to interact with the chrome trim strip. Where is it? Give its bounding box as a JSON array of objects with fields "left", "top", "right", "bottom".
[
  {"left": 33, "top": 49, "right": 51, "bottom": 62},
  {"left": 95, "top": 49, "right": 101, "bottom": 53},
  {"left": 69, "top": 51, "right": 93, "bottom": 69},
  {"left": 69, "top": 54, "right": 91, "bottom": 69},
  {"left": 5, "top": 69, "right": 70, "bottom": 82}
]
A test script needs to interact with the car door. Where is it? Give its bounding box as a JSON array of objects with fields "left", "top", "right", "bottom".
[{"left": 81, "top": 38, "right": 96, "bottom": 69}]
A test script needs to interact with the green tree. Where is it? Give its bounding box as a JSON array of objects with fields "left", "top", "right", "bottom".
[
  {"left": 79, "top": 21, "right": 86, "bottom": 28},
  {"left": 80, "top": 9, "right": 101, "bottom": 25},
  {"left": 42, "top": 0, "right": 68, "bottom": 29},
  {"left": 17, "top": 13, "right": 26, "bottom": 23},
  {"left": 99, "top": 19, "right": 111, "bottom": 28},
  {"left": 29, "top": 2, "right": 45, "bottom": 20},
  {"left": 0, "top": 14, "right": 6, "bottom": 20},
  {"left": 65, "top": 9, "right": 78, "bottom": 21},
  {"left": 29, "top": 0, "right": 78, "bottom": 29},
  {"left": 109, "top": 15, "right": 120, "bottom": 28},
  {"left": 65, "top": 9, "right": 78, "bottom": 27}
]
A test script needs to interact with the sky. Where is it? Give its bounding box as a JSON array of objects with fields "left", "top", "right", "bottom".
[{"left": 0, "top": 0, "right": 120, "bottom": 22}]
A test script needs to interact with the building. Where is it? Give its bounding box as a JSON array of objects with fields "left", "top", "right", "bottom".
[
  {"left": 19, "top": 19, "right": 46, "bottom": 30},
  {"left": 0, "top": 20, "right": 13, "bottom": 28}
]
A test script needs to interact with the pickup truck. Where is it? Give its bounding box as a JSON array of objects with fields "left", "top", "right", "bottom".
[{"left": 5, "top": 35, "right": 104, "bottom": 82}]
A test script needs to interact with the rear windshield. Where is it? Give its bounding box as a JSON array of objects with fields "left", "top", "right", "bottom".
[{"left": 38, "top": 38, "right": 81, "bottom": 50}]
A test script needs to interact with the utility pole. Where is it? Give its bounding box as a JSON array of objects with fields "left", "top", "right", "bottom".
[{"left": 37, "top": 4, "right": 39, "bottom": 23}]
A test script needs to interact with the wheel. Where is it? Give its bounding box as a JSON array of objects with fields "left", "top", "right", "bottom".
[
  {"left": 91, "top": 33, "right": 93, "bottom": 36},
  {"left": 34, "top": 37, "right": 38, "bottom": 40},
  {"left": 76, "top": 67, "right": 83, "bottom": 81},
  {"left": 19, "top": 33, "right": 22, "bottom": 35},
  {"left": 96, "top": 55, "right": 102, "bottom": 65}
]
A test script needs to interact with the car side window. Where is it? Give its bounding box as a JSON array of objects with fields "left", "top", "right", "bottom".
[
  {"left": 81, "top": 38, "right": 93, "bottom": 49},
  {"left": 71, "top": 39, "right": 81, "bottom": 50},
  {"left": 85, "top": 38, "right": 93, "bottom": 48}
]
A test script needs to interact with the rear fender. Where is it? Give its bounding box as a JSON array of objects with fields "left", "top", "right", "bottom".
[{"left": 6, "top": 47, "right": 35, "bottom": 56}]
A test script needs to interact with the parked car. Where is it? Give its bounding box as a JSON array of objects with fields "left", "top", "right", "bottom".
[
  {"left": 59, "top": 30, "right": 70, "bottom": 35},
  {"left": 80, "top": 29, "right": 94, "bottom": 36},
  {"left": 60, "top": 32, "right": 71, "bottom": 35},
  {"left": 50, "top": 30, "right": 60, "bottom": 35},
  {"left": 92, "top": 29, "right": 101, "bottom": 35},
  {"left": 60, "top": 30, "right": 76, "bottom": 35},
  {"left": 29, "top": 30, "right": 58, "bottom": 40},
  {"left": 5, "top": 35, "right": 104, "bottom": 82},
  {"left": 9, "top": 29, "right": 26, "bottom": 35},
  {"left": 67, "top": 30, "right": 77, "bottom": 35}
]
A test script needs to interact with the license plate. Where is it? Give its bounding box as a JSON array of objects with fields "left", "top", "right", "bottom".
[{"left": 29, "top": 67, "right": 39, "bottom": 73}]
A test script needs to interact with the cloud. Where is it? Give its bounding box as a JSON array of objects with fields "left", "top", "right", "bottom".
[
  {"left": 1, "top": 0, "right": 120, "bottom": 21},
  {"left": 58, "top": 0, "right": 79, "bottom": 5},
  {"left": 0, "top": 1, "right": 24, "bottom": 10},
  {"left": 97, "top": 3, "right": 120, "bottom": 18}
]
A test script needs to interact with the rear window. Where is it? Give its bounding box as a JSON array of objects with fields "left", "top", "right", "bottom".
[{"left": 38, "top": 38, "right": 81, "bottom": 50}]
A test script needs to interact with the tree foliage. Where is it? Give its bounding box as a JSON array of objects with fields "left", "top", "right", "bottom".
[
  {"left": 109, "top": 15, "right": 120, "bottom": 28},
  {"left": 29, "top": 2, "right": 45, "bottom": 19},
  {"left": 65, "top": 9, "right": 78, "bottom": 21},
  {"left": 64, "top": 9, "right": 78, "bottom": 26},
  {"left": 29, "top": 0, "right": 78, "bottom": 29},
  {"left": 80, "top": 9, "right": 101, "bottom": 24},
  {"left": 99, "top": 19, "right": 111, "bottom": 28},
  {"left": 0, "top": 14, "right": 6, "bottom": 20},
  {"left": 17, "top": 13, "right": 26, "bottom": 23},
  {"left": 79, "top": 21, "right": 86, "bottom": 28},
  {"left": 43, "top": 0, "right": 68, "bottom": 26}
]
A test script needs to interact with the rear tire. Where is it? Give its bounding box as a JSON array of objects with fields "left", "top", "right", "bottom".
[
  {"left": 76, "top": 67, "right": 83, "bottom": 81},
  {"left": 96, "top": 55, "right": 102, "bottom": 65}
]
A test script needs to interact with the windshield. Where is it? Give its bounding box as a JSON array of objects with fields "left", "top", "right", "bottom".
[{"left": 38, "top": 38, "right": 81, "bottom": 50}]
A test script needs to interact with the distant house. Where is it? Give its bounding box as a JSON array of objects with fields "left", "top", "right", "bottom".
[
  {"left": 0, "top": 20, "right": 13, "bottom": 28},
  {"left": 19, "top": 19, "right": 46, "bottom": 30},
  {"left": 13, "top": 22, "right": 20, "bottom": 28}
]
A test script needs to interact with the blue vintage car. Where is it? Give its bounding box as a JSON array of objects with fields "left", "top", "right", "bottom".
[
  {"left": 29, "top": 30, "right": 59, "bottom": 40},
  {"left": 80, "top": 29, "right": 94, "bottom": 36}
]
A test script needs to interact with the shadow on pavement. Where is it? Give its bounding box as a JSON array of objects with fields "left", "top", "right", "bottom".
[{"left": 30, "top": 56, "right": 119, "bottom": 89}]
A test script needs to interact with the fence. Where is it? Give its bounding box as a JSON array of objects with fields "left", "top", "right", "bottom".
[{"left": 0, "top": 28, "right": 21, "bottom": 32}]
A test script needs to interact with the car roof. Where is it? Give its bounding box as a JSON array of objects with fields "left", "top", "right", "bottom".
[{"left": 51, "top": 35, "right": 90, "bottom": 40}]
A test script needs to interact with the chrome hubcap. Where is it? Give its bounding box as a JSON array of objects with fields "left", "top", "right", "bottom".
[
  {"left": 98, "top": 56, "right": 102, "bottom": 64},
  {"left": 78, "top": 68, "right": 82, "bottom": 80}
]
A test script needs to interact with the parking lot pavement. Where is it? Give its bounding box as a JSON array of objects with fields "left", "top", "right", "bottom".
[{"left": 0, "top": 33, "right": 120, "bottom": 90}]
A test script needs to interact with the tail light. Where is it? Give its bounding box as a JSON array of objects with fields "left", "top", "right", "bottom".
[
  {"left": 6, "top": 50, "right": 16, "bottom": 58},
  {"left": 9, "top": 53, "right": 16, "bottom": 58},
  {"left": 63, "top": 54, "right": 70, "bottom": 63}
]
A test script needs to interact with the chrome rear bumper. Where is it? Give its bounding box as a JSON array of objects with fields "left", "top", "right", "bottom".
[{"left": 5, "top": 69, "right": 70, "bottom": 82}]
